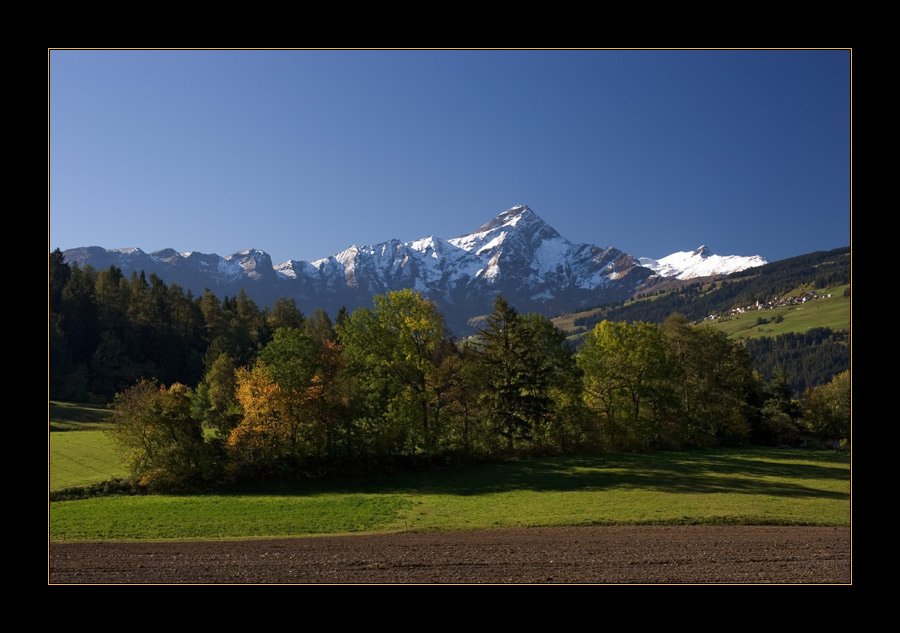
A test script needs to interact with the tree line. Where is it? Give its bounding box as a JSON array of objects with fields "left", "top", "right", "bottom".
[
  {"left": 50, "top": 250, "right": 849, "bottom": 492},
  {"left": 110, "top": 297, "right": 849, "bottom": 491},
  {"left": 50, "top": 248, "right": 333, "bottom": 403}
]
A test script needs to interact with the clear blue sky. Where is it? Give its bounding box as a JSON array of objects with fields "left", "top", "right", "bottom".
[{"left": 49, "top": 49, "right": 851, "bottom": 265}]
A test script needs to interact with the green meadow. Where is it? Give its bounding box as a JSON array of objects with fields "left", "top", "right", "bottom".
[
  {"left": 49, "top": 447, "right": 850, "bottom": 542},
  {"left": 708, "top": 285, "right": 850, "bottom": 340},
  {"left": 49, "top": 430, "right": 127, "bottom": 491},
  {"left": 49, "top": 401, "right": 125, "bottom": 491}
]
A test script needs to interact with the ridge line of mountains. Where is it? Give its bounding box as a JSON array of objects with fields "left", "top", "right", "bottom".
[{"left": 62, "top": 204, "right": 768, "bottom": 333}]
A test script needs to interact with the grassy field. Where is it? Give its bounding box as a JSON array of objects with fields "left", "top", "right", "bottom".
[
  {"left": 49, "top": 401, "right": 125, "bottom": 491},
  {"left": 49, "top": 430, "right": 127, "bottom": 491},
  {"left": 49, "top": 447, "right": 850, "bottom": 542},
  {"left": 707, "top": 285, "right": 850, "bottom": 340},
  {"left": 49, "top": 401, "right": 113, "bottom": 431},
  {"left": 552, "top": 311, "right": 591, "bottom": 334}
]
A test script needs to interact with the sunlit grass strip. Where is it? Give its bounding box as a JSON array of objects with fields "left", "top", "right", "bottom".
[
  {"left": 50, "top": 494, "right": 412, "bottom": 541},
  {"left": 49, "top": 431, "right": 127, "bottom": 491},
  {"left": 49, "top": 447, "right": 850, "bottom": 542}
]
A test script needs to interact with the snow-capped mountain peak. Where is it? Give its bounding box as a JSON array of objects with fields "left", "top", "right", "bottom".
[
  {"left": 62, "top": 205, "right": 767, "bottom": 333},
  {"left": 448, "top": 205, "right": 562, "bottom": 253},
  {"left": 468, "top": 204, "right": 532, "bottom": 233},
  {"left": 639, "top": 246, "right": 767, "bottom": 280}
]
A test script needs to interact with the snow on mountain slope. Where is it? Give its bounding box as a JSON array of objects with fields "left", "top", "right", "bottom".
[
  {"left": 62, "top": 205, "right": 763, "bottom": 332},
  {"left": 639, "top": 245, "right": 767, "bottom": 280}
]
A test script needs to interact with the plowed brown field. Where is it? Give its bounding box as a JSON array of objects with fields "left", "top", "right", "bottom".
[{"left": 49, "top": 526, "right": 850, "bottom": 584}]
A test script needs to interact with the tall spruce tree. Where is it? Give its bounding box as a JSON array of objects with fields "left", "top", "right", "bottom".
[{"left": 475, "top": 296, "right": 574, "bottom": 451}]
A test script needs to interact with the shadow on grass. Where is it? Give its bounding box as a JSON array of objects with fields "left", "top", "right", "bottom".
[
  {"left": 217, "top": 447, "right": 849, "bottom": 502},
  {"left": 49, "top": 402, "right": 112, "bottom": 430}
]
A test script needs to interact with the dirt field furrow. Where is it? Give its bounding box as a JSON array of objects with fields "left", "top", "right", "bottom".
[{"left": 49, "top": 526, "right": 851, "bottom": 584}]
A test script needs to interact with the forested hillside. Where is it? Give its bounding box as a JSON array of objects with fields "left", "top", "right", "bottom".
[
  {"left": 744, "top": 328, "right": 850, "bottom": 394},
  {"left": 50, "top": 248, "right": 320, "bottom": 403}
]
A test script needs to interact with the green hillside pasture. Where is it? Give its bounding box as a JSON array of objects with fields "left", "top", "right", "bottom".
[
  {"left": 709, "top": 286, "right": 849, "bottom": 340},
  {"left": 50, "top": 430, "right": 127, "bottom": 491},
  {"left": 551, "top": 311, "right": 588, "bottom": 334},
  {"left": 50, "top": 447, "right": 850, "bottom": 542}
]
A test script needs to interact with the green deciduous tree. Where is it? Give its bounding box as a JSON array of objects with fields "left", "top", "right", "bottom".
[
  {"left": 578, "top": 320, "right": 677, "bottom": 450},
  {"left": 259, "top": 328, "right": 318, "bottom": 392},
  {"left": 198, "top": 352, "right": 242, "bottom": 433},
  {"left": 802, "top": 370, "right": 850, "bottom": 444},
  {"left": 662, "top": 314, "right": 753, "bottom": 446},
  {"left": 758, "top": 366, "right": 801, "bottom": 445},
  {"left": 109, "top": 379, "right": 214, "bottom": 491},
  {"left": 337, "top": 290, "right": 449, "bottom": 456}
]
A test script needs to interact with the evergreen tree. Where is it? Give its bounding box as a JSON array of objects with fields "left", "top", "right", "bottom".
[
  {"left": 267, "top": 297, "right": 305, "bottom": 331},
  {"left": 304, "top": 307, "right": 335, "bottom": 350},
  {"left": 474, "top": 296, "right": 575, "bottom": 452},
  {"left": 49, "top": 248, "right": 71, "bottom": 314}
]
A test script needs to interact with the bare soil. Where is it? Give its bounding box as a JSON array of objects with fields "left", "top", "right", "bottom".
[{"left": 49, "top": 526, "right": 851, "bottom": 584}]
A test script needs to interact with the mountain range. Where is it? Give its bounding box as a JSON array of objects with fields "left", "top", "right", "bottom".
[{"left": 62, "top": 205, "right": 767, "bottom": 333}]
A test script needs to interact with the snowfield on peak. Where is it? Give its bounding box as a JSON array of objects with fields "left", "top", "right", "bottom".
[{"left": 639, "top": 246, "right": 767, "bottom": 279}]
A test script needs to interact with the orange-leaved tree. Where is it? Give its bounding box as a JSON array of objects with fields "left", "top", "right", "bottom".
[
  {"left": 228, "top": 361, "right": 290, "bottom": 469},
  {"left": 228, "top": 329, "right": 350, "bottom": 473}
]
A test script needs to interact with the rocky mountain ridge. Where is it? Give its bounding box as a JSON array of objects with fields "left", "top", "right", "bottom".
[{"left": 62, "top": 205, "right": 765, "bottom": 333}]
